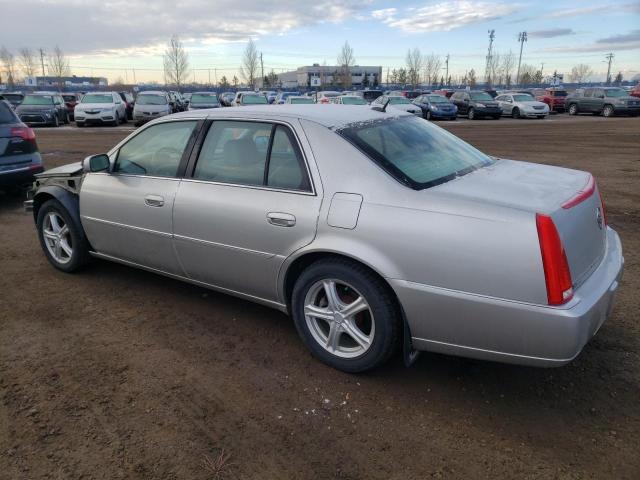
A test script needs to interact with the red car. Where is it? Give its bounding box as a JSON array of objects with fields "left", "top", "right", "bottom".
[
  {"left": 62, "top": 93, "right": 80, "bottom": 121},
  {"left": 535, "top": 88, "right": 568, "bottom": 113},
  {"left": 630, "top": 84, "right": 640, "bottom": 98}
]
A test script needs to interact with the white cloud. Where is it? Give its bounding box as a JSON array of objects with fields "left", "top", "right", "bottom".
[{"left": 373, "top": 1, "right": 522, "bottom": 33}]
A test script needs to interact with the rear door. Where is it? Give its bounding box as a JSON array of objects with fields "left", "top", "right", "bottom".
[
  {"left": 80, "top": 119, "right": 200, "bottom": 273},
  {"left": 172, "top": 119, "right": 322, "bottom": 302}
]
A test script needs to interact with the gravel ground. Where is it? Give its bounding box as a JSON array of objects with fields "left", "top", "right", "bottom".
[{"left": 1, "top": 115, "right": 639, "bottom": 479}]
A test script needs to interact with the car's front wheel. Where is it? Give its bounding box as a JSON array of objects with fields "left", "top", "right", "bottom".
[
  {"left": 37, "top": 199, "right": 90, "bottom": 272},
  {"left": 292, "top": 258, "right": 401, "bottom": 373},
  {"left": 602, "top": 105, "right": 614, "bottom": 117},
  {"left": 512, "top": 107, "right": 520, "bottom": 119},
  {"left": 52, "top": 115, "right": 59, "bottom": 127},
  {"left": 468, "top": 107, "right": 475, "bottom": 120},
  {"left": 568, "top": 103, "right": 578, "bottom": 115}
]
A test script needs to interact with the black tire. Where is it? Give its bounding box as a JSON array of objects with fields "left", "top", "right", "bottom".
[
  {"left": 36, "top": 199, "right": 91, "bottom": 273},
  {"left": 512, "top": 107, "right": 520, "bottom": 119},
  {"left": 426, "top": 110, "right": 432, "bottom": 120},
  {"left": 120, "top": 112, "right": 127, "bottom": 123},
  {"left": 64, "top": 112, "right": 70, "bottom": 124},
  {"left": 568, "top": 103, "right": 578, "bottom": 115},
  {"left": 468, "top": 107, "right": 475, "bottom": 120},
  {"left": 602, "top": 105, "right": 614, "bottom": 117},
  {"left": 52, "top": 115, "right": 60, "bottom": 127},
  {"left": 112, "top": 113, "right": 120, "bottom": 127},
  {"left": 291, "top": 258, "right": 401, "bottom": 373}
]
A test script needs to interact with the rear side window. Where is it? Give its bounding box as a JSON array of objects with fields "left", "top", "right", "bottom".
[
  {"left": 267, "top": 126, "right": 310, "bottom": 191},
  {"left": 115, "top": 121, "right": 197, "bottom": 177}
]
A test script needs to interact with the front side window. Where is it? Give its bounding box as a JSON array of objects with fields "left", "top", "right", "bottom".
[
  {"left": 338, "top": 116, "right": 493, "bottom": 190},
  {"left": 115, "top": 121, "right": 197, "bottom": 177}
]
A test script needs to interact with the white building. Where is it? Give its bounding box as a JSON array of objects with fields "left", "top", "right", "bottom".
[{"left": 277, "top": 64, "right": 382, "bottom": 88}]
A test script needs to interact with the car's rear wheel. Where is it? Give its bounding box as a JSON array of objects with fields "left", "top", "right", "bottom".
[
  {"left": 37, "top": 199, "right": 90, "bottom": 272},
  {"left": 512, "top": 107, "right": 520, "bottom": 119},
  {"left": 568, "top": 103, "right": 578, "bottom": 115},
  {"left": 602, "top": 105, "right": 614, "bottom": 117},
  {"left": 112, "top": 113, "right": 120, "bottom": 127},
  {"left": 292, "top": 258, "right": 401, "bottom": 373},
  {"left": 468, "top": 107, "right": 475, "bottom": 120},
  {"left": 52, "top": 115, "right": 59, "bottom": 127}
]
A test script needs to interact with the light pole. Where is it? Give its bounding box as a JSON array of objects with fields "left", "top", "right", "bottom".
[
  {"left": 485, "top": 30, "right": 495, "bottom": 86},
  {"left": 516, "top": 31, "right": 527, "bottom": 85},
  {"left": 445, "top": 54, "right": 450, "bottom": 86},
  {"left": 605, "top": 53, "right": 614, "bottom": 85}
]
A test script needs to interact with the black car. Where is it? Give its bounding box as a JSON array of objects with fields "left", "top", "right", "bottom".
[
  {"left": 413, "top": 93, "right": 458, "bottom": 120},
  {"left": 450, "top": 90, "right": 502, "bottom": 120},
  {"left": 0, "top": 92, "right": 25, "bottom": 109},
  {"left": 15, "top": 93, "right": 69, "bottom": 127},
  {"left": 118, "top": 91, "right": 135, "bottom": 120},
  {"left": 0, "top": 100, "right": 43, "bottom": 192}
]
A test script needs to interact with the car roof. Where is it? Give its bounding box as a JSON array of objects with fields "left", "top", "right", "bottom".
[{"left": 167, "top": 104, "right": 411, "bottom": 129}]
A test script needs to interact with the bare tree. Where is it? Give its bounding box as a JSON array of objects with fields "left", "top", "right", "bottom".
[
  {"left": 18, "top": 47, "right": 37, "bottom": 78},
  {"left": 568, "top": 64, "right": 594, "bottom": 83},
  {"left": 423, "top": 53, "right": 442, "bottom": 87},
  {"left": 405, "top": 48, "right": 423, "bottom": 88},
  {"left": 337, "top": 41, "right": 355, "bottom": 88},
  {"left": 468, "top": 69, "right": 477, "bottom": 87},
  {"left": 47, "top": 46, "right": 70, "bottom": 86},
  {"left": 239, "top": 38, "right": 259, "bottom": 89},
  {"left": 500, "top": 51, "right": 516, "bottom": 87},
  {"left": 0, "top": 46, "right": 17, "bottom": 87},
  {"left": 163, "top": 35, "right": 190, "bottom": 89}
]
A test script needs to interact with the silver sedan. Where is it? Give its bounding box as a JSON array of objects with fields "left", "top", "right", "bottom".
[
  {"left": 496, "top": 93, "right": 550, "bottom": 118},
  {"left": 29, "top": 105, "right": 623, "bottom": 372}
]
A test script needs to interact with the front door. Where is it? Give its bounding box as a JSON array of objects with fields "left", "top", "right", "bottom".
[
  {"left": 80, "top": 120, "right": 199, "bottom": 274},
  {"left": 172, "top": 119, "right": 321, "bottom": 302}
]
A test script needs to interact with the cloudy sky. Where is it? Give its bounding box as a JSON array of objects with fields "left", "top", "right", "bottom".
[{"left": 1, "top": 0, "right": 639, "bottom": 83}]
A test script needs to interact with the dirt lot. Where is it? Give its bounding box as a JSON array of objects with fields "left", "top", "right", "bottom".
[{"left": 1, "top": 116, "right": 639, "bottom": 479}]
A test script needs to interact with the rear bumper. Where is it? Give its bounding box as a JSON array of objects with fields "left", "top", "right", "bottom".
[
  {"left": 392, "top": 227, "right": 624, "bottom": 367},
  {"left": 0, "top": 157, "right": 44, "bottom": 187}
]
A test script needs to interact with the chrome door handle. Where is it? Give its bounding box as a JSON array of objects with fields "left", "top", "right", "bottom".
[
  {"left": 267, "top": 212, "right": 296, "bottom": 227},
  {"left": 144, "top": 195, "right": 165, "bottom": 207}
]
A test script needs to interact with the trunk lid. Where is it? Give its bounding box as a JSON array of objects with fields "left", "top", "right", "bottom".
[{"left": 436, "top": 159, "right": 607, "bottom": 288}]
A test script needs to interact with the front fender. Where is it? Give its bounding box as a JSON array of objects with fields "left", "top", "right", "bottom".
[{"left": 32, "top": 185, "right": 81, "bottom": 228}]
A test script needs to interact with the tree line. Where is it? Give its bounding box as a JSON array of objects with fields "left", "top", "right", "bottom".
[{"left": 0, "top": 46, "right": 71, "bottom": 87}]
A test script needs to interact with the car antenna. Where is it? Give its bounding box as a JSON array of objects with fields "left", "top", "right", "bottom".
[{"left": 382, "top": 98, "right": 390, "bottom": 112}]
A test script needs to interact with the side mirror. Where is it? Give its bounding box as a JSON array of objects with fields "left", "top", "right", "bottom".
[{"left": 83, "top": 154, "right": 110, "bottom": 173}]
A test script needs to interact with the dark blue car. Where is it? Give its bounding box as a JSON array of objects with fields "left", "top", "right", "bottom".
[{"left": 413, "top": 94, "right": 458, "bottom": 120}]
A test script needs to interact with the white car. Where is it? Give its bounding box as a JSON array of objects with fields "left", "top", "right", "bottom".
[
  {"left": 132, "top": 91, "right": 172, "bottom": 126},
  {"left": 285, "top": 96, "right": 315, "bottom": 104},
  {"left": 371, "top": 95, "right": 422, "bottom": 116},
  {"left": 233, "top": 92, "right": 268, "bottom": 106},
  {"left": 74, "top": 92, "right": 127, "bottom": 127},
  {"left": 495, "top": 93, "right": 550, "bottom": 119}
]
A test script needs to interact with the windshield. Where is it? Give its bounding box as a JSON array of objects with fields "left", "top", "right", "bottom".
[
  {"left": 427, "top": 95, "right": 448, "bottom": 103},
  {"left": 470, "top": 92, "right": 493, "bottom": 101},
  {"left": 388, "top": 97, "right": 411, "bottom": 104},
  {"left": 341, "top": 96, "right": 367, "bottom": 105},
  {"left": 605, "top": 89, "right": 627, "bottom": 97},
  {"left": 191, "top": 93, "right": 219, "bottom": 104},
  {"left": 549, "top": 90, "right": 567, "bottom": 97},
  {"left": 290, "top": 97, "right": 314, "bottom": 104},
  {"left": 338, "top": 116, "right": 493, "bottom": 190},
  {"left": 280, "top": 92, "right": 296, "bottom": 98},
  {"left": 62, "top": 95, "right": 76, "bottom": 102},
  {"left": 513, "top": 94, "right": 534, "bottom": 102},
  {"left": 242, "top": 95, "right": 267, "bottom": 104},
  {"left": 136, "top": 94, "right": 167, "bottom": 105},
  {"left": 81, "top": 94, "right": 113, "bottom": 104},
  {"left": 22, "top": 95, "right": 54, "bottom": 105}
]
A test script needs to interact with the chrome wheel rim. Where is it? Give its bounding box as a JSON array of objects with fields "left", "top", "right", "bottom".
[
  {"left": 43, "top": 212, "right": 73, "bottom": 264},
  {"left": 304, "top": 279, "right": 375, "bottom": 359}
]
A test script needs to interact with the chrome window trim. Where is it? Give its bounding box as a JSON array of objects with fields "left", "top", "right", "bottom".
[{"left": 179, "top": 177, "right": 316, "bottom": 196}]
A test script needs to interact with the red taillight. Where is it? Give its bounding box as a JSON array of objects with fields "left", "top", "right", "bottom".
[
  {"left": 10, "top": 126, "right": 36, "bottom": 141},
  {"left": 536, "top": 213, "right": 573, "bottom": 305},
  {"left": 562, "top": 174, "right": 595, "bottom": 209}
]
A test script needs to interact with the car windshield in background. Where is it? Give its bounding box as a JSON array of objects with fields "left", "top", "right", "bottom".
[
  {"left": 0, "top": 102, "right": 17, "bottom": 123},
  {"left": 136, "top": 95, "right": 167, "bottom": 105},
  {"left": 81, "top": 94, "right": 113, "bottom": 103},
  {"left": 605, "top": 89, "right": 627, "bottom": 97},
  {"left": 513, "top": 94, "right": 534, "bottom": 101},
  {"left": 191, "top": 94, "right": 219, "bottom": 104},
  {"left": 389, "top": 97, "right": 411, "bottom": 104},
  {"left": 551, "top": 91, "right": 567, "bottom": 96},
  {"left": 470, "top": 92, "right": 494, "bottom": 101},
  {"left": 427, "top": 95, "right": 448, "bottom": 103},
  {"left": 341, "top": 96, "right": 367, "bottom": 105},
  {"left": 22, "top": 95, "right": 54, "bottom": 105},
  {"left": 338, "top": 116, "right": 493, "bottom": 190},
  {"left": 290, "top": 97, "right": 314, "bottom": 104},
  {"left": 62, "top": 95, "right": 76, "bottom": 102},
  {"left": 322, "top": 92, "right": 340, "bottom": 97},
  {"left": 242, "top": 95, "right": 268, "bottom": 104}
]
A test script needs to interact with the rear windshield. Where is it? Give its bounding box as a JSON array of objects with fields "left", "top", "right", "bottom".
[
  {"left": 341, "top": 96, "right": 367, "bottom": 105},
  {"left": 81, "top": 94, "right": 113, "bottom": 104},
  {"left": 241, "top": 95, "right": 267, "bottom": 104},
  {"left": 427, "top": 95, "right": 448, "bottom": 103},
  {"left": 470, "top": 92, "right": 493, "bottom": 101},
  {"left": 388, "top": 97, "right": 410, "bottom": 104},
  {"left": 0, "top": 101, "right": 18, "bottom": 123},
  {"left": 191, "top": 93, "right": 219, "bottom": 104},
  {"left": 136, "top": 94, "right": 167, "bottom": 105},
  {"left": 22, "top": 95, "right": 54, "bottom": 105},
  {"left": 338, "top": 116, "right": 493, "bottom": 190},
  {"left": 605, "top": 89, "right": 627, "bottom": 97}
]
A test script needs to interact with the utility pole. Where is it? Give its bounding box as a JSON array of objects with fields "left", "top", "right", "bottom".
[
  {"left": 516, "top": 31, "right": 527, "bottom": 85},
  {"left": 39, "top": 48, "right": 46, "bottom": 77},
  {"left": 208, "top": 68, "right": 211, "bottom": 86},
  {"left": 132, "top": 68, "right": 136, "bottom": 84},
  {"left": 260, "top": 52, "right": 264, "bottom": 88},
  {"left": 445, "top": 54, "right": 450, "bottom": 86},
  {"left": 484, "top": 30, "right": 495, "bottom": 86},
  {"left": 605, "top": 53, "right": 614, "bottom": 85}
]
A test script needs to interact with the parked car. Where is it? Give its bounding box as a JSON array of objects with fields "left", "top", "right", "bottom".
[
  {"left": 219, "top": 92, "right": 236, "bottom": 107},
  {"left": 233, "top": 92, "right": 268, "bottom": 106},
  {"left": 0, "top": 99, "right": 43, "bottom": 191},
  {"left": 274, "top": 92, "right": 298, "bottom": 104},
  {"left": 285, "top": 96, "right": 315, "bottom": 104},
  {"left": 371, "top": 95, "right": 422, "bottom": 115},
  {"left": 495, "top": 93, "right": 549, "bottom": 119},
  {"left": 16, "top": 93, "right": 69, "bottom": 127},
  {"left": 450, "top": 91, "right": 502, "bottom": 119},
  {"left": 262, "top": 91, "right": 277, "bottom": 104},
  {"left": 183, "top": 92, "right": 192, "bottom": 104},
  {"left": 26, "top": 105, "right": 623, "bottom": 373},
  {"left": 412, "top": 94, "right": 457, "bottom": 120},
  {"left": 74, "top": 92, "right": 127, "bottom": 127},
  {"left": 433, "top": 89, "right": 455, "bottom": 98},
  {"left": 118, "top": 92, "right": 135, "bottom": 120},
  {"left": 61, "top": 93, "right": 80, "bottom": 121},
  {"left": 132, "top": 91, "right": 172, "bottom": 126},
  {"left": 484, "top": 89, "right": 499, "bottom": 98},
  {"left": 316, "top": 91, "right": 341, "bottom": 104},
  {"left": 354, "top": 89, "right": 383, "bottom": 103},
  {"left": 630, "top": 83, "right": 640, "bottom": 98},
  {"left": 332, "top": 95, "right": 368, "bottom": 105},
  {"left": 1, "top": 92, "right": 25, "bottom": 109},
  {"left": 565, "top": 87, "right": 640, "bottom": 117},
  {"left": 188, "top": 92, "right": 221, "bottom": 110},
  {"left": 535, "top": 88, "right": 568, "bottom": 113}
]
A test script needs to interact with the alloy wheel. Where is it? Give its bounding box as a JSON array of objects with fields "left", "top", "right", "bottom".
[{"left": 42, "top": 212, "right": 73, "bottom": 264}]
